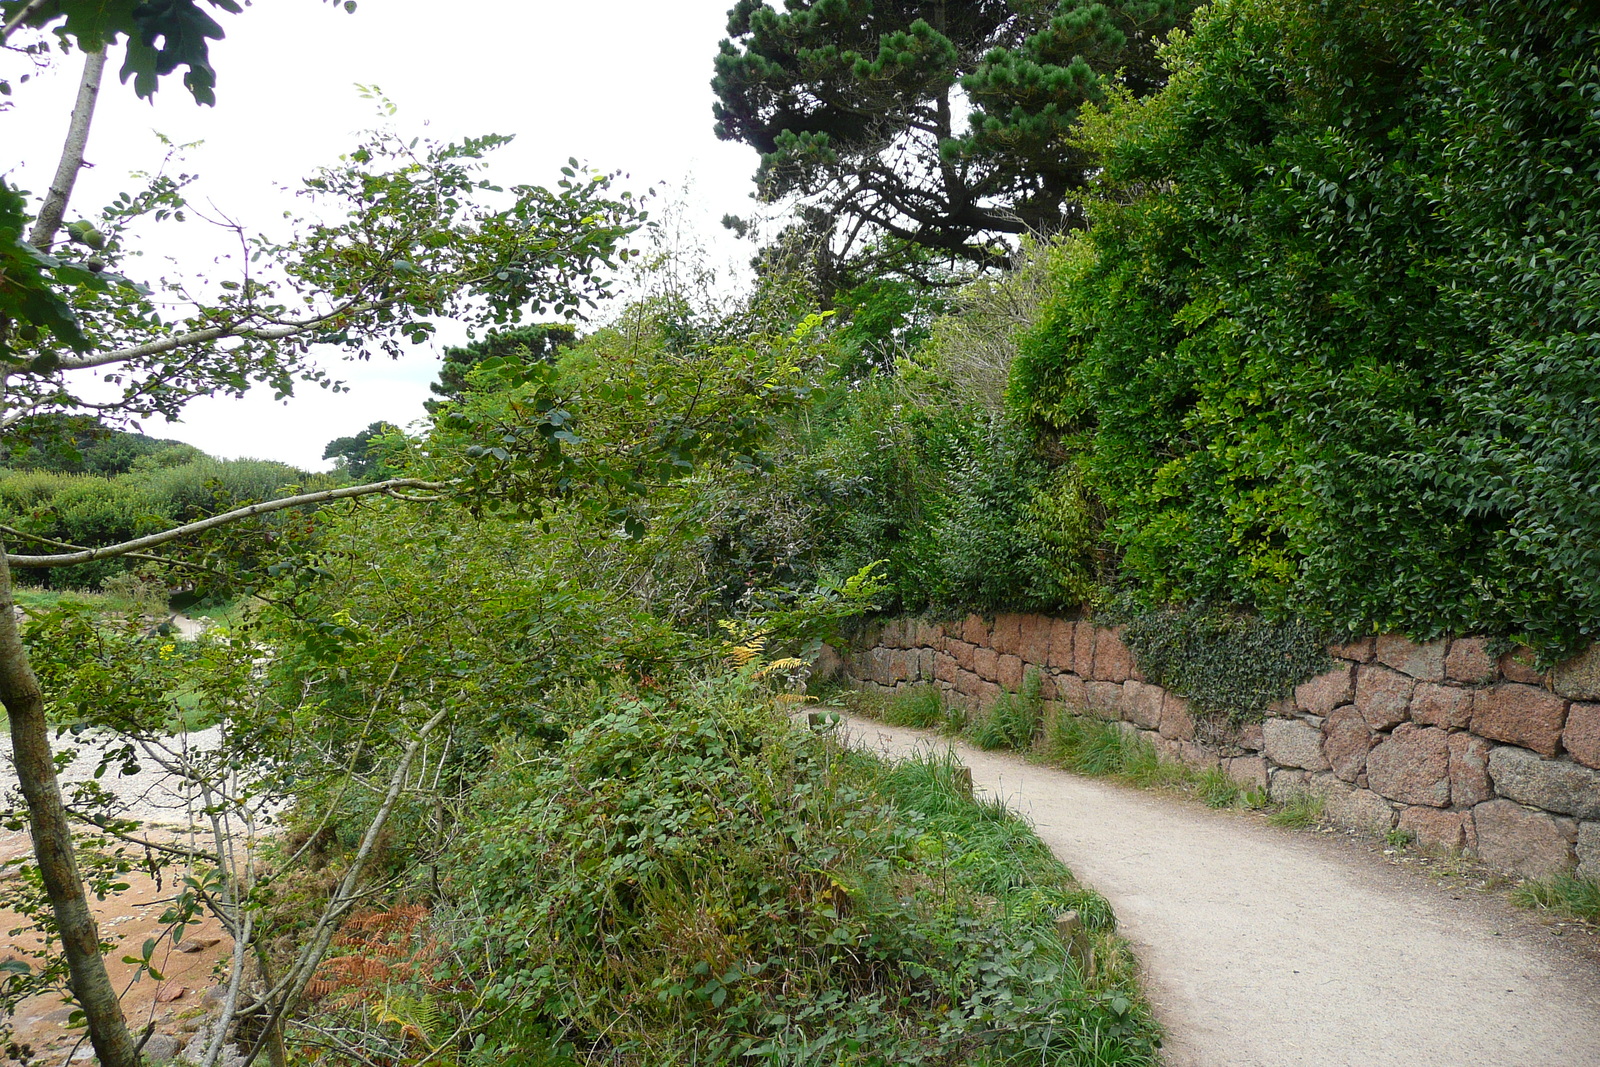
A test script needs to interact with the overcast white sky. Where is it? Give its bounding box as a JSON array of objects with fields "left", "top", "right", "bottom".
[{"left": 3, "top": 0, "right": 762, "bottom": 469}]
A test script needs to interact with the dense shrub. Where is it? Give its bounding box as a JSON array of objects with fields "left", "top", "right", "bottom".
[
  {"left": 425, "top": 679, "right": 1157, "bottom": 1065},
  {"left": 1012, "top": 0, "right": 1600, "bottom": 657}
]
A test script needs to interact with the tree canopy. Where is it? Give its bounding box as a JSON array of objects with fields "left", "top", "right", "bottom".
[{"left": 711, "top": 0, "right": 1193, "bottom": 282}]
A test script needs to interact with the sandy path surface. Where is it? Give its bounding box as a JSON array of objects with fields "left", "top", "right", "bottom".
[{"left": 839, "top": 713, "right": 1600, "bottom": 1067}]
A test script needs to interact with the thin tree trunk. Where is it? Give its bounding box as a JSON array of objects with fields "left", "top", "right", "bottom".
[
  {"left": 28, "top": 45, "right": 107, "bottom": 251},
  {"left": 0, "top": 544, "right": 137, "bottom": 1067}
]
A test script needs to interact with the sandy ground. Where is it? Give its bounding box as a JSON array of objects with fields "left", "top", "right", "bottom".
[{"left": 839, "top": 712, "right": 1600, "bottom": 1067}]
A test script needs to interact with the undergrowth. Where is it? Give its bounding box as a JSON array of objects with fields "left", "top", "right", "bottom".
[
  {"left": 312, "top": 674, "right": 1163, "bottom": 1065},
  {"left": 1512, "top": 874, "right": 1600, "bottom": 923}
]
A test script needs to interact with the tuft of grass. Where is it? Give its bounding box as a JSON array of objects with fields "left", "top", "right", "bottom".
[
  {"left": 880, "top": 684, "right": 946, "bottom": 729},
  {"left": 1194, "top": 766, "right": 1241, "bottom": 809},
  {"left": 968, "top": 669, "right": 1044, "bottom": 751},
  {"left": 1384, "top": 828, "right": 1416, "bottom": 848},
  {"left": 1512, "top": 874, "right": 1600, "bottom": 922},
  {"left": 1267, "top": 791, "right": 1324, "bottom": 829}
]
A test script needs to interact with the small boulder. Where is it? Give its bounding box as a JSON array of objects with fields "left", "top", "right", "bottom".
[
  {"left": 1472, "top": 684, "right": 1569, "bottom": 757},
  {"left": 1375, "top": 635, "right": 1449, "bottom": 682},
  {"left": 1366, "top": 724, "right": 1451, "bottom": 807},
  {"left": 1472, "top": 799, "right": 1575, "bottom": 878},
  {"left": 1263, "top": 718, "right": 1330, "bottom": 771}
]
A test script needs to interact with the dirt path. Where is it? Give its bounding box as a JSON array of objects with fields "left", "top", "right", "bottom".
[{"left": 839, "top": 713, "right": 1600, "bottom": 1067}]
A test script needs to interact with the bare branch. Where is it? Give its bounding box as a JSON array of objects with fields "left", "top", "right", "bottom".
[
  {"left": 7, "top": 478, "right": 446, "bottom": 568},
  {"left": 0, "top": 0, "right": 51, "bottom": 43},
  {"left": 54, "top": 300, "right": 386, "bottom": 371},
  {"left": 28, "top": 46, "right": 108, "bottom": 251}
]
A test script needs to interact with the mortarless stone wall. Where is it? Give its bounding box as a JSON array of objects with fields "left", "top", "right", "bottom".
[{"left": 841, "top": 613, "right": 1600, "bottom": 881}]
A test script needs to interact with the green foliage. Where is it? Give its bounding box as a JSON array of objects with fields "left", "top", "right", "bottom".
[
  {"left": 1193, "top": 767, "right": 1241, "bottom": 810},
  {"left": 1011, "top": 0, "right": 1600, "bottom": 658},
  {"left": 1511, "top": 875, "right": 1600, "bottom": 924},
  {"left": 1106, "top": 599, "right": 1332, "bottom": 723},
  {"left": 426, "top": 324, "right": 575, "bottom": 413},
  {"left": 3, "top": 417, "right": 201, "bottom": 476},
  {"left": 322, "top": 421, "right": 405, "bottom": 482},
  {"left": 880, "top": 684, "right": 947, "bottom": 729},
  {"left": 425, "top": 682, "right": 1158, "bottom": 1065},
  {"left": 969, "top": 668, "right": 1045, "bottom": 751},
  {"left": 711, "top": 0, "right": 1195, "bottom": 275},
  {"left": 1045, "top": 715, "right": 1167, "bottom": 785},
  {"left": 1267, "top": 792, "right": 1324, "bottom": 830}
]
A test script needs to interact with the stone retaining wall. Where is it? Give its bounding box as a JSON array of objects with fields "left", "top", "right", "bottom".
[{"left": 840, "top": 613, "right": 1600, "bottom": 881}]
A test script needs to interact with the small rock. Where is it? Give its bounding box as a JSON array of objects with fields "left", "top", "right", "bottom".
[
  {"left": 1322, "top": 706, "right": 1375, "bottom": 784},
  {"left": 1445, "top": 638, "right": 1498, "bottom": 685},
  {"left": 1410, "top": 682, "right": 1474, "bottom": 731},
  {"left": 1295, "top": 665, "right": 1355, "bottom": 716}
]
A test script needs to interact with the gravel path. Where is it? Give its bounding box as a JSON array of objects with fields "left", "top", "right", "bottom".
[{"left": 839, "top": 712, "right": 1600, "bottom": 1067}]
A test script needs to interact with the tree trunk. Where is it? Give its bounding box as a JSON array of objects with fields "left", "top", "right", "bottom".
[{"left": 0, "top": 544, "right": 137, "bottom": 1067}]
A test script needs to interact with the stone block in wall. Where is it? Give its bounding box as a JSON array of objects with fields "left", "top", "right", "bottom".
[
  {"left": 1472, "top": 799, "right": 1575, "bottom": 877},
  {"left": 1321, "top": 781, "right": 1398, "bottom": 833},
  {"left": 867, "top": 647, "right": 894, "bottom": 685},
  {"left": 1366, "top": 724, "right": 1451, "bottom": 807},
  {"left": 1398, "top": 806, "right": 1468, "bottom": 851},
  {"left": 1295, "top": 665, "right": 1355, "bottom": 716},
  {"left": 997, "top": 654, "right": 1024, "bottom": 692},
  {"left": 1055, "top": 672, "right": 1087, "bottom": 710},
  {"left": 1092, "top": 628, "right": 1134, "bottom": 682},
  {"left": 812, "top": 644, "right": 845, "bottom": 685},
  {"left": 1563, "top": 703, "right": 1600, "bottom": 770},
  {"left": 881, "top": 618, "right": 907, "bottom": 648},
  {"left": 1578, "top": 822, "right": 1600, "bottom": 881},
  {"left": 974, "top": 646, "right": 999, "bottom": 683},
  {"left": 962, "top": 614, "right": 990, "bottom": 647},
  {"left": 1410, "top": 682, "right": 1474, "bottom": 730},
  {"left": 1355, "top": 665, "right": 1414, "bottom": 731},
  {"left": 976, "top": 679, "right": 1003, "bottom": 711},
  {"left": 914, "top": 620, "right": 943, "bottom": 649},
  {"left": 1225, "top": 755, "right": 1268, "bottom": 791},
  {"left": 1072, "top": 622, "right": 1096, "bottom": 677},
  {"left": 1263, "top": 718, "right": 1330, "bottom": 771},
  {"left": 1472, "top": 683, "right": 1568, "bottom": 757},
  {"left": 1445, "top": 638, "right": 1497, "bottom": 685},
  {"left": 1237, "top": 721, "right": 1264, "bottom": 753},
  {"left": 956, "top": 669, "right": 982, "bottom": 697},
  {"left": 919, "top": 648, "right": 937, "bottom": 681},
  {"left": 1018, "top": 614, "right": 1052, "bottom": 666},
  {"left": 1553, "top": 644, "right": 1600, "bottom": 701},
  {"left": 1329, "top": 636, "right": 1377, "bottom": 663},
  {"left": 1323, "top": 706, "right": 1375, "bottom": 783},
  {"left": 1177, "top": 741, "right": 1218, "bottom": 772},
  {"left": 890, "top": 649, "right": 918, "bottom": 683},
  {"left": 1152, "top": 734, "right": 1182, "bottom": 766},
  {"left": 1448, "top": 732, "right": 1494, "bottom": 807},
  {"left": 1487, "top": 745, "right": 1600, "bottom": 819},
  {"left": 947, "top": 638, "right": 976, "bottom": 673},
  {"left": 1159, "top": 693, "right": 1196, "bottom": 741},
  {"left": 1085, "top": 680, "right": 1124, "bottom": 720},
  {"left": 1498, "top": 646, "right": 1544, "bottom": 685},
  {"left": 1123, "top": 680, "right": 1164, "bottom": 730},
  {"left": 991, "top": 613, "right": 1022, "bottom": 656},
  {"left": 1048, "top": 618, "right": 1076, "bottom": 669},
  {"left": 1268, "top": 767, "right": 1311, "bottom": 802},
  {"left": 1376, "top": 635, "right": 1449, "bottom": 682}
]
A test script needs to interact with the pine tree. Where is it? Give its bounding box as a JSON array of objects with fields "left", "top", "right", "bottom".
[{"left": 711, "top": 0, "right": 1193, "bottom": 282}]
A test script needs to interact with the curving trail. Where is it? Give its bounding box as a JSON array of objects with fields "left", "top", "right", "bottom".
[{"left": 838, "top": 713, "right": 1600, "bottom": 1067}]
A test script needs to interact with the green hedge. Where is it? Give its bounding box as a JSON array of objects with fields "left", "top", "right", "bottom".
[{"left": 1012, "top": 0, "right": 1600, "bottom": 658}]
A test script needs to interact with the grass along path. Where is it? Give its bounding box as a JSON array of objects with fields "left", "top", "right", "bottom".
[{"left": 835, "top": 712, "right": 1600, "bottom": 1067}]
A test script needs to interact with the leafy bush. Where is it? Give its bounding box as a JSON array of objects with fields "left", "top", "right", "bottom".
[
  {"left": 419, "top": 679, "right": 1159, "bottom": 1065},
  {"left": 1012, "top": 0, "right": 1600, "bottom": 658}
]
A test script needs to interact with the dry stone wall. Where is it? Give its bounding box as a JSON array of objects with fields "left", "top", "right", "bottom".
[{"left": 841, "top": 614, "right": 1600, "bottom": 881}]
